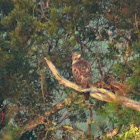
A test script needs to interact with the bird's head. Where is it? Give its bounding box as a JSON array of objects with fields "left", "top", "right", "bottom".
[{"left": 72, "top": 52, "right": 81, "bottom": 64}]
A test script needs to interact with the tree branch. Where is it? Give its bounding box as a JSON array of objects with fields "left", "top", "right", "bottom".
[
  {"left": 21, "top": 57, "right": 140, "bottom": 135},
  {"left": 22, "top": 92, "right": 78, "bottom": 134},
  {"left": 44, "top": 57, "right": 140, "bottom": 112}
]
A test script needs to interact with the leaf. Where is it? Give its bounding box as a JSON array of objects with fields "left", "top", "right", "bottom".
[
  {"left": 63, "top": 126, "right": 73, "bottom": 130},
  {"left": 52, "top": 122, "right": 57, "bottom": 125}
]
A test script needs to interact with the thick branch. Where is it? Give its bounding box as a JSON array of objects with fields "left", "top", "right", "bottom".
[
  {"left": 21, "top": 58, "right": 140, "bottom": 135},
  {"left": 44, "top": 57, "right": 140, "bottom": 112}
]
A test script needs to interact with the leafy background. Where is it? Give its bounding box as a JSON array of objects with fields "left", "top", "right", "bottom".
[{"left": 0, "top": 0, "right": 140, "bottom": 139}]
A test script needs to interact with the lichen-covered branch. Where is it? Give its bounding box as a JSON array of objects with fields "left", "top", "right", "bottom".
[{"left": 44, "top": 57, "right": 140, "bottom": 112}]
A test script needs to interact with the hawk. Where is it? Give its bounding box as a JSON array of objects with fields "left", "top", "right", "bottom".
[{"left": 72, "top": 52, "right": 92, "bottom": 100}]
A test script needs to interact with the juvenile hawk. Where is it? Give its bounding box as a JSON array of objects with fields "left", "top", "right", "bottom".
[{"left": 72, "top": 52, "right": 92, "bottom": 100}]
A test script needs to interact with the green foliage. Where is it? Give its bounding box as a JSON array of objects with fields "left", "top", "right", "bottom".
[
  {"left": 119, "top": 124, "right": 140, "bottom": 140},
  {"left": 0, "top": 0, "right": 14, "bottom": 16},
  {"left": 1, "top": 124, "right": 21, "bottom": 140},
  {"left": 118, "top": 107, "right": 140, "bottom": 126},
  {"left": 127, "top": 57, "right": 140, "bottom": 92},
  {"left": 0, "top": 38, "right": 14, "bottom": 67},
  {"left": 0, "top": 0, "right": 140, "bottom": 139}
]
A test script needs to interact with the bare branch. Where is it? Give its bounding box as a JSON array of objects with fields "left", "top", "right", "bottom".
[{"left": 44, "top": 57, "right": 140, "bottom": 112}]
